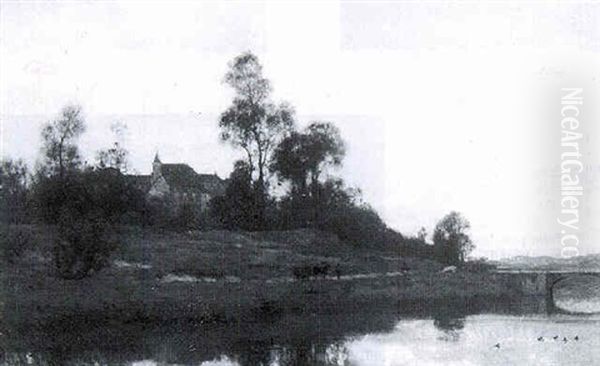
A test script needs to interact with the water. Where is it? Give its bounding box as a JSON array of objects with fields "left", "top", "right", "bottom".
[
  {"left": 332, "top": 314, "right": 600, "bottom": 366},
  {"left": 3, "top": 278, "right": 600, "bottom": 365}
]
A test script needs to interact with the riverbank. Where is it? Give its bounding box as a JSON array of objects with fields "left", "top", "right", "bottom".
[{"left": 1, "top": 225, "right": 525, "bottom": 329}]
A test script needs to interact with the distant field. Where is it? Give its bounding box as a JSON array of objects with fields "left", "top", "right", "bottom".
[{"left": 0, "top": 225, "right": 523, "bottom": 330}]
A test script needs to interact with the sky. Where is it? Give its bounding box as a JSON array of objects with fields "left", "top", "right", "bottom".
[{"left": 1, "top": 1, "right": 599, "bottom": 259}]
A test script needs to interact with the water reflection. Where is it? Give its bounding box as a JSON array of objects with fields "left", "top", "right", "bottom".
[
  {"left": 433, "top": 316, "right": 465, "bottom": 342},
  {"left": 2, "top": 296, "right": 599, "bottom": 366}
]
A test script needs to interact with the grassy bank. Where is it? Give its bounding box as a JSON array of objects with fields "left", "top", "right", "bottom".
[{"left": 1, "top": 225, "right": 524, "bottom": 329}]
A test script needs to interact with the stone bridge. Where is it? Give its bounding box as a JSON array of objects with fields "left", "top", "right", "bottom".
[{"left": 495, "top": 270, "right": 600, "bottom": 313}]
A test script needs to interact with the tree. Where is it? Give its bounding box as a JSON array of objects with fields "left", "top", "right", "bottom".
[
  {"left": 272, "top": 121, "right": 344, "bottom": 193},
  {"left": 210, "top": 160, "right": 259, "bottom": 231},
  {"left": 96, "top": 121, "right": 129, "bottom": 172},
  {"left": 271, "top": 121, "right": 345, "bottom": 225},
  {"left": 219, "top": 52, "right": 295, "bottom": 227},
  {"left": 417, "top": 227, "right": 428, "bottom": 242},
  {"left": 0, "top": 158, "right": 29, "bottom": 223},
  {"left": 433, "top": 211, "right": 474, "bottom": 265},
  {"left": 41, "top": 105, "right": 86, "bottom": 178}
]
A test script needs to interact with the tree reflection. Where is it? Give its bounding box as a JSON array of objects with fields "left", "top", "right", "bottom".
[{"left": 433, "top": 310, "right": 466, "bottom": 342}]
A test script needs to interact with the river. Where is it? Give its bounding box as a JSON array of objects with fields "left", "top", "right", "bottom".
[{"left": 2, "top": 276, "right": 599, "bottom": 365}]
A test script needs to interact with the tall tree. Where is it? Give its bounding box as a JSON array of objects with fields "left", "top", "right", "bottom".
[
  {"left": 433, "top": 211, "right": 474, "bottom": 265},
  {"left": 219, "top": 52, "right": 295, "bottom": 227},
  {"left": 41, "top": 105, "right": 86, "bottom": 178},
  {"left": 96, "top": 121, "right": 130, "bottom": 172}
]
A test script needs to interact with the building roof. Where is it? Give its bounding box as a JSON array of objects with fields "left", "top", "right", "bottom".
[
  {"left": 125, "top": 160, "right": 227, "bottom": 196},
  {"left": 161, "top": 164, "right": 208, "bottom": 193}
]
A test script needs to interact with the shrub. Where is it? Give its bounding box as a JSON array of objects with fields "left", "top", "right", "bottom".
[
  {"left": 53, "top": 210, "right": 117, "bottom": 279},
  {"left": 0, "top": 225, "right": 34, "bottom": 263},
  {"left": 318, "top": 204, "right": 386, "bottom": 246}
]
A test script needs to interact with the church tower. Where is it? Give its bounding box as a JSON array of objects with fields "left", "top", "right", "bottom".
[
  {"left": 148, "top": 152, "right": 169, "bottom": 197},
  {"left": 152, "top": 152, "right": 162, "bottom": 177}
]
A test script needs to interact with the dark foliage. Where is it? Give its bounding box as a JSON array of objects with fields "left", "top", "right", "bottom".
[
  {"left": 143, "top": 196, "right": 177, "bottom": 229},
  {"left": 0, "top": 159, "right": 29, "bottom": 224},
  {"left": 210, "top": 160, "right": 263, "bottom": 231},
  {"left": 396, "top": 234, "right": 436, "bottom": 258},
  {"left": 53, "top": 209, "right": 116, "bottom": 279},
  {"left": 271, "top": 121, "right": 345, "bottom": 194},
  {"left": 165, "top": 201, "right": 215, "bottom": 231},
  {"left": 433, "top": 211, "right": 474, "bottom": 265},
  {"left": 274, "top": 178, "right": 436, "bottom": 258},
  {"left": 29, "top": 168, "right": 145, "bottom": 278},
  {"left": 31, "top": 168, "right": 146, "bottom": 225},
  {"left": 277, "top": 178, "right": 387, "bottom": 247},
  {"left": 0, "top": 224, "right": 35, "bottom": 263},
  {"left": 318, "top": 203, "right": 387, "bottom": 246}
]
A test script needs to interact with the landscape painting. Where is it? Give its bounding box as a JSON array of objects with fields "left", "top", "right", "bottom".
[{"left": 1, "top": 1, "right": 599, "bottom": 365}]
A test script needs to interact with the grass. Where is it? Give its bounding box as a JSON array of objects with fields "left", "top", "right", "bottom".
[
  {"left": 0, "top": 224, "right": 523, "bottom": 331},
  {"left": 1, "top": 224, "right": 545, "bottom": 364}
]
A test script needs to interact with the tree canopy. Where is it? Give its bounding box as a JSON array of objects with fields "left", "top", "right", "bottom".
[
  {"left": 433, "top": 211, "right": 474, "bottom": 265},
  {"left": 271, "top": 121, "right": 345, "bottom": 194}
]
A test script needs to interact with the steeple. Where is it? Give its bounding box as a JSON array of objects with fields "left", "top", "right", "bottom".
[{"left": 152, "top": 152, "right": 162, "bottom": 176}]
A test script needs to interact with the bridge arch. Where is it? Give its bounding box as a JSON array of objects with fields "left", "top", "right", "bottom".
[{"left": 545, "top": 272, "right": 600, "bottom": 314}]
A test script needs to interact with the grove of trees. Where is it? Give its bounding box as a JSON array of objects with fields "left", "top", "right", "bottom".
[{"left": 0, "top": 51, "right": 475, "bottom": 278}]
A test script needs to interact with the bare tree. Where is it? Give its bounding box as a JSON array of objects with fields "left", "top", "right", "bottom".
[{"left": 96, "top": 121, "right": 130, "bottom": 172}]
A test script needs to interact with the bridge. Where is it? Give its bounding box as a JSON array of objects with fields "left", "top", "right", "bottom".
[{"left": 494, "top": 270, "right": 600, "bottom": 313}]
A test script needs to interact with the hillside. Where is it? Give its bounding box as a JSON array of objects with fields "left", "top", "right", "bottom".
[
  {"left": 2, "top": 225, "right": 442, "bottom": 284},
  {"left": 1, "top": 225, "right": 521, "bottom": 327}
]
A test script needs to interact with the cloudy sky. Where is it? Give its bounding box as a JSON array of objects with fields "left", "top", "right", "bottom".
[{"left": 1, "top": 1, "right": 599, "bottom": 258}]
